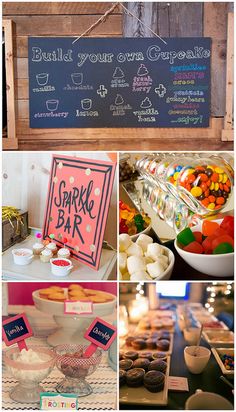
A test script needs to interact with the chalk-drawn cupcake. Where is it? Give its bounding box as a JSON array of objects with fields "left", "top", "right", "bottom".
[
  {"left": 36, "top": 73, "right": 49, "bottom": 86},
  {"left": 137, "top": 64, "right": 149, "bottom": 76},
  {"left": 115, "top": 94, "right": 124, "bottom": 105},
  {"left": 46, "top": 99, "right": 59, "bottom": 112},
  {"left": 140, "top": 97, "right": 152, "bottom": 109}
]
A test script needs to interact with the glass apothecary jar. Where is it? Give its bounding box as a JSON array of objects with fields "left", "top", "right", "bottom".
[
  {"left": 119, "top": 154, "right": 135, "bottom": 182},
  {"left": 176, "top": 156, "right": 234, "bottom": 215}
]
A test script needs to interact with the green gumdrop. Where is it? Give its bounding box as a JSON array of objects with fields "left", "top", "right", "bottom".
[
  {"left": 177, "top": 227, "right": 195, "bottom": 246},
  {"left": 213, "top": 242, "right": 234, "bottom": 254},
  {"left": 134, "top": 214, "right": 144, "bottom": 223},
  {"left": 49, "top": 233, "right": 55, "bottom": 239},
  {"left": 136, "top": 223, "right": 144, "bottom": 232}
]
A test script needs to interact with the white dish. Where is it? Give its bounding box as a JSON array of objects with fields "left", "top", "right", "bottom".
[
  {"left": 130, "top": 223, "right": 152, "bottom": 241},
  {"left": 174, "top": 218, "right": 234, "bottom": 277},
  {"left": 119, "top": 355, "right": 170, "bottom": 405},
  {"left": 32, "top": 289, "right": 117, "bottom": 346},
  {"left": 50, "top": 258, "right": 73, "bottom": 276},
  {"left": 12, "top": 248, "right": 33, "bottom": 265},
  {"left": 195, "top": 320, "right": 229, "bottom": 331},
  {"left": 202, "top": 330, "right": 234, "bottom": 348},
  {"left": 211, "top": 348, "right": 234, "bottom": 376}
]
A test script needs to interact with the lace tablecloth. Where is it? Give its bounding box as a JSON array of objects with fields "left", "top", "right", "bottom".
[{"left": 2, "top": 335, "right": 117, "bottom": 410}]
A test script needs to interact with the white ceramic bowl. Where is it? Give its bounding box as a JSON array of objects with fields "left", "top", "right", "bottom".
[
  {"left": 50, "top": 258, "right": 73, "bottom": 277},
  {"left": 12, "top": 248, "right": 33, "bottom": 265},
  {"left": 130, "top": 223, "right": 152, "bottom": 241},
  {"left": 202, "top": 330, "right": 234, "bottom": 348},
  {"left": 185, "top": 390, "right": 233, "bottom": 410},
  {"left": 184, "top": 345, "right": 211, "bottom": 374},
  {"left": 155, "top": 246, "right": 175, "bottom": 280},
  {"left": 174, "top": 219, "right": 234, "bottom": 277},
  {"left": 183, "top": 327, "right": 201, "bottom": 345}
]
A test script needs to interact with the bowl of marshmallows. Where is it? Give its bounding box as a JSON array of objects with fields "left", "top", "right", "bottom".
[{"left": 119, "top": 233, "right": 175, "bottom": 281}]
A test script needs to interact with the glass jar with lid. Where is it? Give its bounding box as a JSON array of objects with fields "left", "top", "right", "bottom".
[{"left": 176, "top": 155, "right": 234, "bottom": 215}]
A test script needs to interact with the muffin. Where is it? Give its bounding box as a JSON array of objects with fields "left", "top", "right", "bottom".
[
  {"left": 40, "top": 248, "right": 53, "bottom": 262},
  {"left": 146, "top": 338, "right": 157, "bottom": 350},
  {"left": 156, "top": 339, "right": 169, "bottom": 351},
  {"left": 139, "top": 352, "right": 153, "bottom": 361},
  {"left": 125, "top": 336, "right": 135, "bottom": 347},
  {"left": 45, "top": 242, "right": 58, "bottom": 255},
  {"left": 119, "top": 369, "right": 126, "bottom": 386},
  {"left": 58, "top": 247, "right": 70, "bottom": 259},
  {"left": 131, "top": 339, "right": 146, "bottom": 350},
  {"left": 144, "top": 370, "right": 165, "bottom": 392},
  {"left": 133, "top": 358, "right": 150, "bottom": 371},
  {"left": 123, "top": 351, "right": 138, "bottom": 361},
  {"left": 126, "top": 368, "right": 145, "bottom": 387},
  {"left": 119, "top": 359, "right": 133, "bottom": 371},
  {"left": 152, "top": 352, "right": 167, "bottom": 361},
  {"left": 32, "top": 242, "right": 44, "bottom": 256},
  {"left": 148, "top": 360, "right": 167, "bottom": 373}
]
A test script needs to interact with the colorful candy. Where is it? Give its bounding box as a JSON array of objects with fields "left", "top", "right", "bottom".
[
  {"left": 179, "top": 163, "right": 232, "bottom": 212},
  {"left": 119, "top": 201, "right": 151, "bottom": 236},
  {"left": 177, "top": 216, "right": 234, "bottom": 255},
  {"left": 220, "top": 354, "right": 234, "bottom": 370}
]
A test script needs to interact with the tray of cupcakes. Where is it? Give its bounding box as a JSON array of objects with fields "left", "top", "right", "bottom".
[
  {"left": 136, "top": 310, "right": 175, "bottom": 333},
  {"left": 120, "top": 328, "right": 173, "bottom": 356},
  {"left": 119, "top": 346, "right": 171, "bottom": 405}
]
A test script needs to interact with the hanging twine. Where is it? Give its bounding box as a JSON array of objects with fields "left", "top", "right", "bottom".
[{"left": 72, "top": 2, "right": 167, "bottom": 45}]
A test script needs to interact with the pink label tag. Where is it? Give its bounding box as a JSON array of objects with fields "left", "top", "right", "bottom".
[
  {"left": 84, "top": 317, "right": 117, "bottom": 357},
  {"left": 64, "top": 300, "right": 93, "bottom": 315},
  {"left": 2, "top": 313, "right": 33, "bottom": 350}
]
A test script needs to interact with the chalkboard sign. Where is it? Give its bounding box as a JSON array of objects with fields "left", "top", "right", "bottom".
[
  {"left": 84, "top": 317, "right": 117, "bottom": 350},
  {"left": 28, "top": 37, "right": 211, "bottom": 128},
  {"left": 43, "top": 155, "right": 116, "bottom": 270},
  {"left": 2, "top": 313, "right": 33, "bottom": 346}
]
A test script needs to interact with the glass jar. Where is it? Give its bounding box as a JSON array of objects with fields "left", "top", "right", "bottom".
[
  {"left": 173, "top": 202, "right": 190, "bottom": 233},
  {"left": 119, "top": 154, "right": 135, "bottom": 182},
  {"left": 154, "top": 155, "right": 176, "bottom": 191},
  {"left": 164, "top": 156, "right": 194, "bottom": 199},
  {"left": 176, "top": 156, "right": 233, "bottom": 215}
]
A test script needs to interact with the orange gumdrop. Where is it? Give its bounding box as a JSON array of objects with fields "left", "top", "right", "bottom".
[{"left": 202, "top": 220, "right": 220, "bottom": 237}]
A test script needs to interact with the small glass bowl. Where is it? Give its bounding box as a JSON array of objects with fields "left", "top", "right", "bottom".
[
  {"left": 54, "top": 344, "right": 102, "bottom": 397},
  {"left": 3, "top": 346, "right": 55, "bottom": 403}
]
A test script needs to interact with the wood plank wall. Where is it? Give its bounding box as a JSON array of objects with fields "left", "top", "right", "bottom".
[{"left": 2, "top": 2, "right": 234, "bottom": 151}]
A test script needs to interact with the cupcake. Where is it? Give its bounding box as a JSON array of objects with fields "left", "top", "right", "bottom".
[
  {"left": 58, "top": 247, "right": 70, "bottom": 259},
  {"left": 32, "top": 242, "right": 44, "bottom": 256},
  {"left": 40, "top": 248, "right": 53, "bottom": 263},
  {"left": 45, "top": 242, "right": 58, "bottom": 255}
]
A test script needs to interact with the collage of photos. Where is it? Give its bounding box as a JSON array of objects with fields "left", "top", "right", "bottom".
[{"left": 2, "top": 1, "right": 234, "bottom": 412}]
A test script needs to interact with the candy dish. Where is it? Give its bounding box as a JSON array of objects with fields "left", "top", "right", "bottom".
[
  {"left": 202, "top": 330, "right": 234, "bottom": 348},
  {"left": 130, "top": 223, "right": 152, "bottom": 241},
  {"left": 3, "top": 346, "right": 55, "bottom": 403},
  {"left": 211, "top": 348, "right": 234, "bottom": 376},
  {"left": 55, "top": 344, "right": 102, "bottom": 396},
  {"left": 174, "top": 219, "right": 234, "bottom": 277},
  {"left": 50, "top": 258, "right": 73, "bottom": 276},
  {"left": 12, "top": 248, "right": 33, "bottom": 265},
  {"left": 33, "top": 289, "right": 116, "bottom": 346}
]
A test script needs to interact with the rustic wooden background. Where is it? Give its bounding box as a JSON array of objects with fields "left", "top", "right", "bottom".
[{"left": 2, "top": 1, "right": 234, "bottom": 150}]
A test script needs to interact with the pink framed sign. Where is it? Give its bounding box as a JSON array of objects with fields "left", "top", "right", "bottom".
[
  {"left": 2, "top": 313, "right": 33, "bottom": 349},
  {"left": 84, "top": 317, "right": 117, "bottom": 351},
  {"left": 43, "top": 155, "right": 116, "bottom": 270}
]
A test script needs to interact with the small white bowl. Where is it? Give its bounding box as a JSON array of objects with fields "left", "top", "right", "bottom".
[
  {"left": 154, "top": 246, "right": 175, "bottom": 280},
  {"left": 174, "top": 219, "right": 234, "bottom": 277},
  {"left": 12, "top": 248, "right": 33, "bottom": 265},
  {"left": 184, "top": 345, "right": 211, "bottom": 374},
  {"left": 50, "top": 258, "right": 73, "bottom": 277}
]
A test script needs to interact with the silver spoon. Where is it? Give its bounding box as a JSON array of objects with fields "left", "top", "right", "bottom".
[{"left": 193, "top": 325, "right": 203, "bottom": 357}]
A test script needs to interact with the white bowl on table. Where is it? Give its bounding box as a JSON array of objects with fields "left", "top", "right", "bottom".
[
  {"left": 129, "top": 223, "right": 152, "bottom": 242},
  {"left": 174, "top": 219, "right": 234, "bottom": 277},
  {"left": 202, "top": 330, "right": 234, "bottom": 348},
  {"left": 33, "top": 289, "right": 116, "bottom": 346}
]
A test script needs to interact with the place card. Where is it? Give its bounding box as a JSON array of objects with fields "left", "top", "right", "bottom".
[
  {"left": 84, "top": 317, "right": 117, "bottom": 357},
  {"left": 40, "top": 393, "right": 78, "bottom": 410},
  {"left": 64, "top": 300, "right": 93, "bottom": 315},
  {"left": 168, "top": 376, "right": 189, "bottom": 392},
  {"left": 2, "top": 313, "right": 33, "bottom": 351}
]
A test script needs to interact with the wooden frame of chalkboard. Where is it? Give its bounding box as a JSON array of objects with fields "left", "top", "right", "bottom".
[{"left": 28, "top": 37, "right": 211, "bottom": 129}]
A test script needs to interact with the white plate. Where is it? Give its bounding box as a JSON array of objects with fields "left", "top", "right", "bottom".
[
  {"left": 119, "top": 355, "right": 170, "bottom": 405},
  {"left": 202, "top": 330, "right": 234, "bottom": 348},
  {"left": 195, "top": 320, "right": 229, "bottom": 331},
  {"left": 121, "top": 333, "right": 173, "bottom": 356},
  {"left": 211, "top": 348, "right": 234, "bottom": 375}
]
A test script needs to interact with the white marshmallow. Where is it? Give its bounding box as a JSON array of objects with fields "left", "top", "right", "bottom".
[
  {"left": 146, "top": 261, "right": 165, "bottom": 279},
  {"left": 157, "top": 255, "right": 169, "bottom": 270},
  {"left": 127, "top": 256, "right": 146, "bottom": 275},
  {"left": 130, "top": 271, "right": 150, "bottom": 281},
  {"left": 126, "top": 242, "right": 143, "bottom": 257},
  {"left": 119, "top": 252, "right": 127, "bottom": 273},
  {"left": 119, "top": 234, "right": 132, "bottom": 252},
  {"left": 146, "top": 243, "right": 164, "bottom": 259},
  {"left": 136, "top": 234, "right": 153, "bottom": 252}
]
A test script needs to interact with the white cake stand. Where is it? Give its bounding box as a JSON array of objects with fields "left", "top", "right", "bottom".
[{"left": 32, "top": 290, "right": 117, "bottom": 346}]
